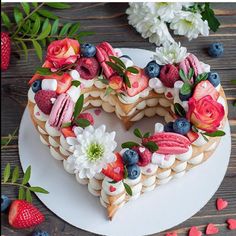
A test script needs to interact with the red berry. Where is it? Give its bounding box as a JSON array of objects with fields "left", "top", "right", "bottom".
[
  {"left": 1, "top": 32, "right": 11, "bottom": 71},
  {"left": 75, "top": 57, "right": 100, "bottom": 80},
  {"left": 56, "top": 73, "right": 72, "bottom": 94},
  {"left": 159, "top": 64, "right": 179, "bottom": 88},
  {"left": 133, "top": 146, "right": 152, "bottom": 167},
  {"left": 8, "top": 200, "right": 45, "bottom": 229},
  {"left": 35, "top": 90, "right": 57, "bottom": 115},
  {"left": 61, "top": 126, "right": 76, "bottom": 138},
  {"left": 77, "top": 112, "right": 94, "bottom": 125}
]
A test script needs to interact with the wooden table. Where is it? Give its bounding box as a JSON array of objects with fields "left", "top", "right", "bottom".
[{"left": 1, "top": 3, "right": 236, "bottom": 236}]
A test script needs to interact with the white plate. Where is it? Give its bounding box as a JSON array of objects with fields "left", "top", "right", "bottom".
[{"left": 19, "top": 48, "right": 231, "bottom": 236}]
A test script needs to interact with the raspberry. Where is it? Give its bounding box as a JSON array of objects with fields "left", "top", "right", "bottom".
[
  {"left": 35, "top": 90, "right": 57, "bottom": 115},
  {"left": 1, "top": 32, "right": 11, "bottom": 71},
  {"left": 75, "top": 57, "right": 100, "bottom": 80},
  {"left": 78, "top": 112, "right": 94, "bottom": 125},
  {"left": 159, "top": 64, "right": 179, "bottom": 88},
  {"left": 133, "top": 146, "right": 152, "bottom": 167}
]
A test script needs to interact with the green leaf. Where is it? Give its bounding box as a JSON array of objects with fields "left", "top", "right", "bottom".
[
  {"left": 233, "top": 100, "right": 236, "bottom": 107},
  {"left": 126, "top": 67, "right": 139, "bottom": 74},
  {"left": 192, "top": 126, "right": 199, "bottom": 133},
  {"left": 203, "top": 130, "right": 226, "bottom": 137},
  {"left": 37, "top": 9, "right": 58, "bottom": 20},
  {"left": 68, "top": 23, "right": 81, "bottom": 37},
  {"left": 22, "top": 165, "right": 31, "bottom": 185},
  {"left": 3, "top": 163, "right": 11, "bottom": 183},
  {"left": 31, "top": 2, "right": 38, "bottom": 8},
  {"left": 174, "top": 103, "right": 186, "bottom": 117},
  {"left": 29, "top": 186, "right": 49, "bottom": 194},
  {"left": 22, "top": 20, "right": 32, "bottom": 36},
  {"left": 179, "top": 69, "right": 189, "bottom": 83},
  {"left": 105, "top": 61, "right": 124, "bottom": 76},
  {"left": 188, "top": 68, "right": 194, "bottom": 80},
  {"left": 109, "top": 56, "right": 126, "bottom": 69},
  {"left": 71, "top": 80, "right": 81, "bottom": 87},
  {"left": 76, "top": 31, "right": 95, "bottom": 38},
  {"left": 32, "top": 40, "right": 43, "bottom": 61},
  {"left": 124, "top": 166, "right": 128, "bottom": 179},
  {"left": 14, "top": 7, "right": 23, "bottom": 25},
  {"left": 46, "top": 3, "right": 71, "bottom": 9},
  {"left": 51, "top": 19, "right": 59, "bottom": 36},
  {"left": 143, "top": 141, "right": 158, "bottom": 153},
  {"left": 1, "top": 11, "right": 11, "bottom": 29},
  {"left": 59, "top": 23, "right": 72, "bottom": 36},
  {"left": 21, "top": 2, "right": 30, "bottom": 15},
  {"left": 1, "top": 136, "right": 9, "bottom": 146},
  {"left": 31, "top": 15, "right": 41, "bottom": 35},
  {"left": 195, "top": 73, "right": 208, "bottom": 85},
  {"left": 123, "top": 74, "right": 131, "bottom": 88},
  {"left": 38, "top": 20, "right": 51, "bottom": 40},
  {"left": 180, "top": 83, "right": 192, "bottom": 96},
  {"left": 123, "top": 182, "right": 132, "bottom": 196},
  {"left": 26, "top": 189, "right": 32, "bottom": 203},
  {"left": 18, "top": 187, "right": 25, "bottom": 200},
  {"left": 231, "top": 79, "right": 236, "bottom": 85},
  {"left": 61, "top": 122, "right": 72, "bottom": 128},
  {"left": 201, "top": 133, "right": 209, "bottom": 142},
  {"left": 105, "top": 86, "right": 113, "bottom": 96},
  {"left": 97, "top": 76, "right": 109, "bottom": 85},
  {"left": 36, "top": 67, "right": 52, "bottom": 75},
  {"left": 73, "top": 94, "right": 84, "bottom": 118},
  {"left": 74, "top": 118, "right": 90, "bottom": 128},
  {"left": 11, "top": 166, "right": 19, "bottom": 183},
  {"left": 143, "top": 132, "right": 150, "bottom": 138},
  {"left": 109, "top": 180, "right": 117, "bottom": 184},
  {"left": 121, "top": 141, "right": 139, "bottom": 149},
  {"left": 133, "top": 128, "right": 142, "bottom": 139},
  {"left": 201, "top": 3, "right": 220, "bottom": 32}
]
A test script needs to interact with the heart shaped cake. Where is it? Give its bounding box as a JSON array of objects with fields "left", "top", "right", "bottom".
[{"left": 27, "top": 38, "right": 228, "bottom": 220}]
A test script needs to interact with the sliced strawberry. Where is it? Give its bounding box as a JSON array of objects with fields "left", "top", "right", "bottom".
[
  {"left": 56, "top": 73, "right": 72, "bottom": 94},
  {"left": 125, "top": 67, "right": 149, "bottom": 97},
  {"left": 77, "top": 112, "right": 94, "bottom": 125},
  {"left": 29, "top": 73, "right": 64, "bottom": 85},
  {"left": 193, "top": 80, "right": 219, "bottom": 101},
  {"left": 61, "top": 127, "right": 76, "bottom": 138},
  {"left": 102, "top": 152, "right": 124, "bottom": 182},
  {"left": 186, "top": 130, "right": 199, "bottom": 143},
  {"left": 8, "top": 200, "right": 44, "bottom": 229},
  {"left": 109, "top": 75, "right": 123, "bottom": 90}
]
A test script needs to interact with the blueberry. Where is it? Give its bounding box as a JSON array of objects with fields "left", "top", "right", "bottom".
[
  {"left": 208, "top": 72, "right": 220, "bottom": 87},
  {"left": 208, "top": 43, "right": 224, "bottom": 58},
  {"left": 179, "top": 90, "right": 192, "bottom": 101},
  {"left": 144, "top": 60, "right": 161, "bottom": 78},
  {"left": 120, "top": 55, "right": 132, "bottom": 61},
  {"left": 173, "top": 118, "right": 191, "bottom": 135},
  {"left": 81, "top": 43, "right": 96, "bottom": 57},
  {"left": 32, "top": 230, "right": 50, "bottom": 236},
  {"left": 32, "top": 79, "right": 42, "bottom": 93},
  {"left": 164, "top": 122, "right": 174, "bottom": 132},
  {"left": 127, "top": 164, "right": 141, "bottom": 180},
  {"left": 1, "top": 195, "right": 11, "bottom": 212},
  {"left": 122, "top": 149, "right": 139, "bottom": 165}
]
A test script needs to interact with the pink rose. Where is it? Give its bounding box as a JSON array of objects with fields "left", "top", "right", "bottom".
[
  {"left": 187, "top": 95, "right": 225, "bottom": 132},
  {"left": 45, "top": 38, "right": 80, "bottom": 71}
]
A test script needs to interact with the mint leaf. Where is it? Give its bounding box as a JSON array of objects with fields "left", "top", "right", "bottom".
[
  {"left": 188, "top": 68, "right": 194, "bottom": 80},
  {"left": 121, "top": 141, "right": 139, "bottom": 149},
  {"left": 203, "top": 130, "right": 225, "bottom": 137},
  {"left": 126, "top": 67, "right": 139, "bottom": 74},
  {"left": 180, "top": 83, "right": 192, "bottom": 95},
  {"left": 143, "top": 141, "right": 158, "bottom": 153},
  {"left": 123, "top": 182, "right": 132, "bottom": 196},
  {"left": 74, "top": 118, "right": 90, "bottom": 128},
  {"left": 73, "top": 94, "right": 84, "bottom": 118},
  {"left": 133, "top": 128, "right": 142, "bottom": 139},
  {"left": 105, "top": 86, "right": 113, "bottom": 96},
  {"left": 71, "top": 80, "right": 81, "bottom": 87},
  {"left": 123, "top": 74, "right": 131, "bottom": 88},
  {"left": 36, "top": 67, "right": 52, "bottom": 75},
  {"left": 106, "top": 61, "right": 124, "bottom": 75},
  {"left": 124, "top": 166, "right": 128, "bottom": 179},
  {"left": 143, "top": 132, "right": 150, "bottom": 138},
  {"left": 109, "top": 56, "right": 126, "bottom": 69},
  {"left": 109, "top": 180, "right": 117, "bottom": 184},
  {"left": 22, "top": 165, "right": 31, "bottom": 185},
  {"left": 3, "top": 163, "right": 11, "bottom": 183},
  {"left": 179, "top": 69, "right": 189, "bottom": 83},
  {"left": 201, "top": 3, "right": 220, "bottom": 32},
  {"left": 195, "top": 72, "right": 208, "bottom": 85},
  {"left": 174, "top": 103, "right": 186, "bottom": 117}
]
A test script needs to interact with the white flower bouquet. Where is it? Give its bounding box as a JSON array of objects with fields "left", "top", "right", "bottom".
[{"left": 126, "top": 2, "right": 220, "bottom": 46}]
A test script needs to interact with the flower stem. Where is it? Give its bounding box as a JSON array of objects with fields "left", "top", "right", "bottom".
[{"left": 1, "top": 182, "right": 29, "bottom": 190}]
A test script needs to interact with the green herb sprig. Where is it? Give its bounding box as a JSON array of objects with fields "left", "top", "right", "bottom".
[
  {"left": 1, "top": 3, "right": 94, "bottom": 61},
  {"left": 2, "top": 164, "right": 49, "bottom": 202},
  {"left": 1, "top": 128, "right": 18, "bottom": 150}
]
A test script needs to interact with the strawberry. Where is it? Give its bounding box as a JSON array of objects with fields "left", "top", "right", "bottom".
[
  {"left": 61, "top": 127, "right": 76, "bottom": 138},
  {"left": 35, "top": 90, "right": 57, "bottom": 114},
  {"left": 109, "top": 75, "right": 123, "bottom": 90},
  {"left": 8, "top": 200, "right": 44, "bottom": 229},
  {"left": 193, "top": 80, "right": 219, "bottom": 101},
  {"left": 102, "top": 152, "right": 125, "bottom": 181},
  {"left": 186, "top": 130, "right": 199, "bottom": 143},
  {"left": 56, "top": 73, "right": 72, "bottom": 94},
  {"left": 1, "top": 32, "right": 11, "bottom": 71},
  {"left": 159, "top": 64, "right": 180, "bottom": 88},
  {"left": 78, "top": 112, "right": 94, "bottom": 125},
  {"left": 125, "top": 67, "right": 149, "bottom": 97}
]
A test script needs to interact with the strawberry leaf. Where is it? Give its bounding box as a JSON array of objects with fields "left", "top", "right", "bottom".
[
  {"left": 195, "top": 72, "right": 208, "bottom": 85},
  {"left": 105, "top": 86, "right": 113, "bottom": 96}
]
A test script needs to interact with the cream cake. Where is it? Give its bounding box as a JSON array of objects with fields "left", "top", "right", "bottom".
[{"left": 27, "top": 39, "right": 228, "bottom": 220}]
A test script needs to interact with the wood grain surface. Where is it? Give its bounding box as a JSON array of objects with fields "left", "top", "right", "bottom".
[{"left": 1, "top": 2, "right": 236, "bottom": 236}]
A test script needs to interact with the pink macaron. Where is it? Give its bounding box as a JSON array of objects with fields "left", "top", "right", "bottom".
[
  {"left": 49, "top": 93, "right": 74, "bottom": 128},
  {"left": 179, "top": 53, "right": 203, "bottom": 79}
]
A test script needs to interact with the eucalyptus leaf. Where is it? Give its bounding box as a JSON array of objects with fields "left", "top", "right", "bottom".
[
  {"left": 46, "top": 3, "right": 71, "bottom": 9},
  {"left": 26, "top": 189, "right": 32, "bottom": 203},
  {"left": 41, "top": 18, "right": 49, "bottom": 32},
  {"left": 121, "top": 141, "right": 139, "bottom": 149},
  {"left": 203, "top": 130, "right": 225, "bottom": 137},
  {"left": 133, "top": 128, "right": 142, "bottom": 139},
  {"left": 73, "top": 94, "right": 84, "bottom": 118},
  {"left": 174, "top": 103, "right": 186, "bottom": 117},
  {"left": 32, "top": 40, "right": 43, "bottom": 61},
  {"left": 106, "top": 61, "right": 124, "bottom": 75},
  {"left": 37, "top": 9, "right": 58, "bottom": 20},
  {"left": 59, "top": 23, "right": 72, "bottom": 36},
  {"left": 126, "top": 67, "right": 139, "bottom": 74},
  {"left": 143, "top": 141, "right": 158, "bottom": 153},
  {"left": 11, "top": 166, "right": 19, "bottom": 183},
  {"left": 18, "top": 187, "right": 25, "bottom": 200},
  {"left": 123, "top": 182, "right": 132, "bottom": 196},
  {"left": 14, "top": 7, "right": 24, "bottom": 25},
  {"left": 201, "top": 133, "right": 209, "bottom": 142},
  {"left": 1, "top": 11, "right": 11, "bottom": 29},
  {"left": 3, "top": 163, "right": 11, "bottom": 183},
  {"left": 22, "top": 165, "right": 31, "bottom": 185},
  {"left": 38, "top": 21, "right": 51, "bottom": 40},
  {"left": 29, "top": 186, "right": 49, "bottom": 194},
  {"left": 31, "top": 15, "right": 41, "bottom": 35},
  {"left": 109, "top": 56, "right": 126, "bottom": 69},
  {"left": 74, "top": 118, "right": 90, "bottom": 128},
  {"left": 71, "top": 80, "right": 81, "bottom": 87},
  {"left": 21, "top": 2, "right": 30, "bottom": 15},
  {"left": 123, "top": 74, "right": 131, "bottom": 88},
  {"left": 124, "top": 166, "right": 128, "bottom": 179},
  {"left": 51, "top": 19, "right": 59, "bottom": 36},
  {"left": 68, "top": 23, "right": 81, "bottom": 36}
]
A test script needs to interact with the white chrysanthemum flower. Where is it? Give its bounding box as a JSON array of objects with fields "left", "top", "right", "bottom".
[
  {"left": 170, "top": 11, "right": 209, "bottom": 40},
  {"left": 153, "top": 42, "right": 188, "bottom": 65},
  {"left": 67, "top": 125, "right": 117, "bottom": 179},
  {"left": 144, "top": 2, "right": 184, "bottom": 22}
]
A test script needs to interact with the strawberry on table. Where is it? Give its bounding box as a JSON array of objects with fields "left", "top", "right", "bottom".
[
  {"left": 8, "top": 200, "right": 45, "bottom": 229},
  {"left": 1, "top": 32, "right": 11, "bottom": 71}
]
